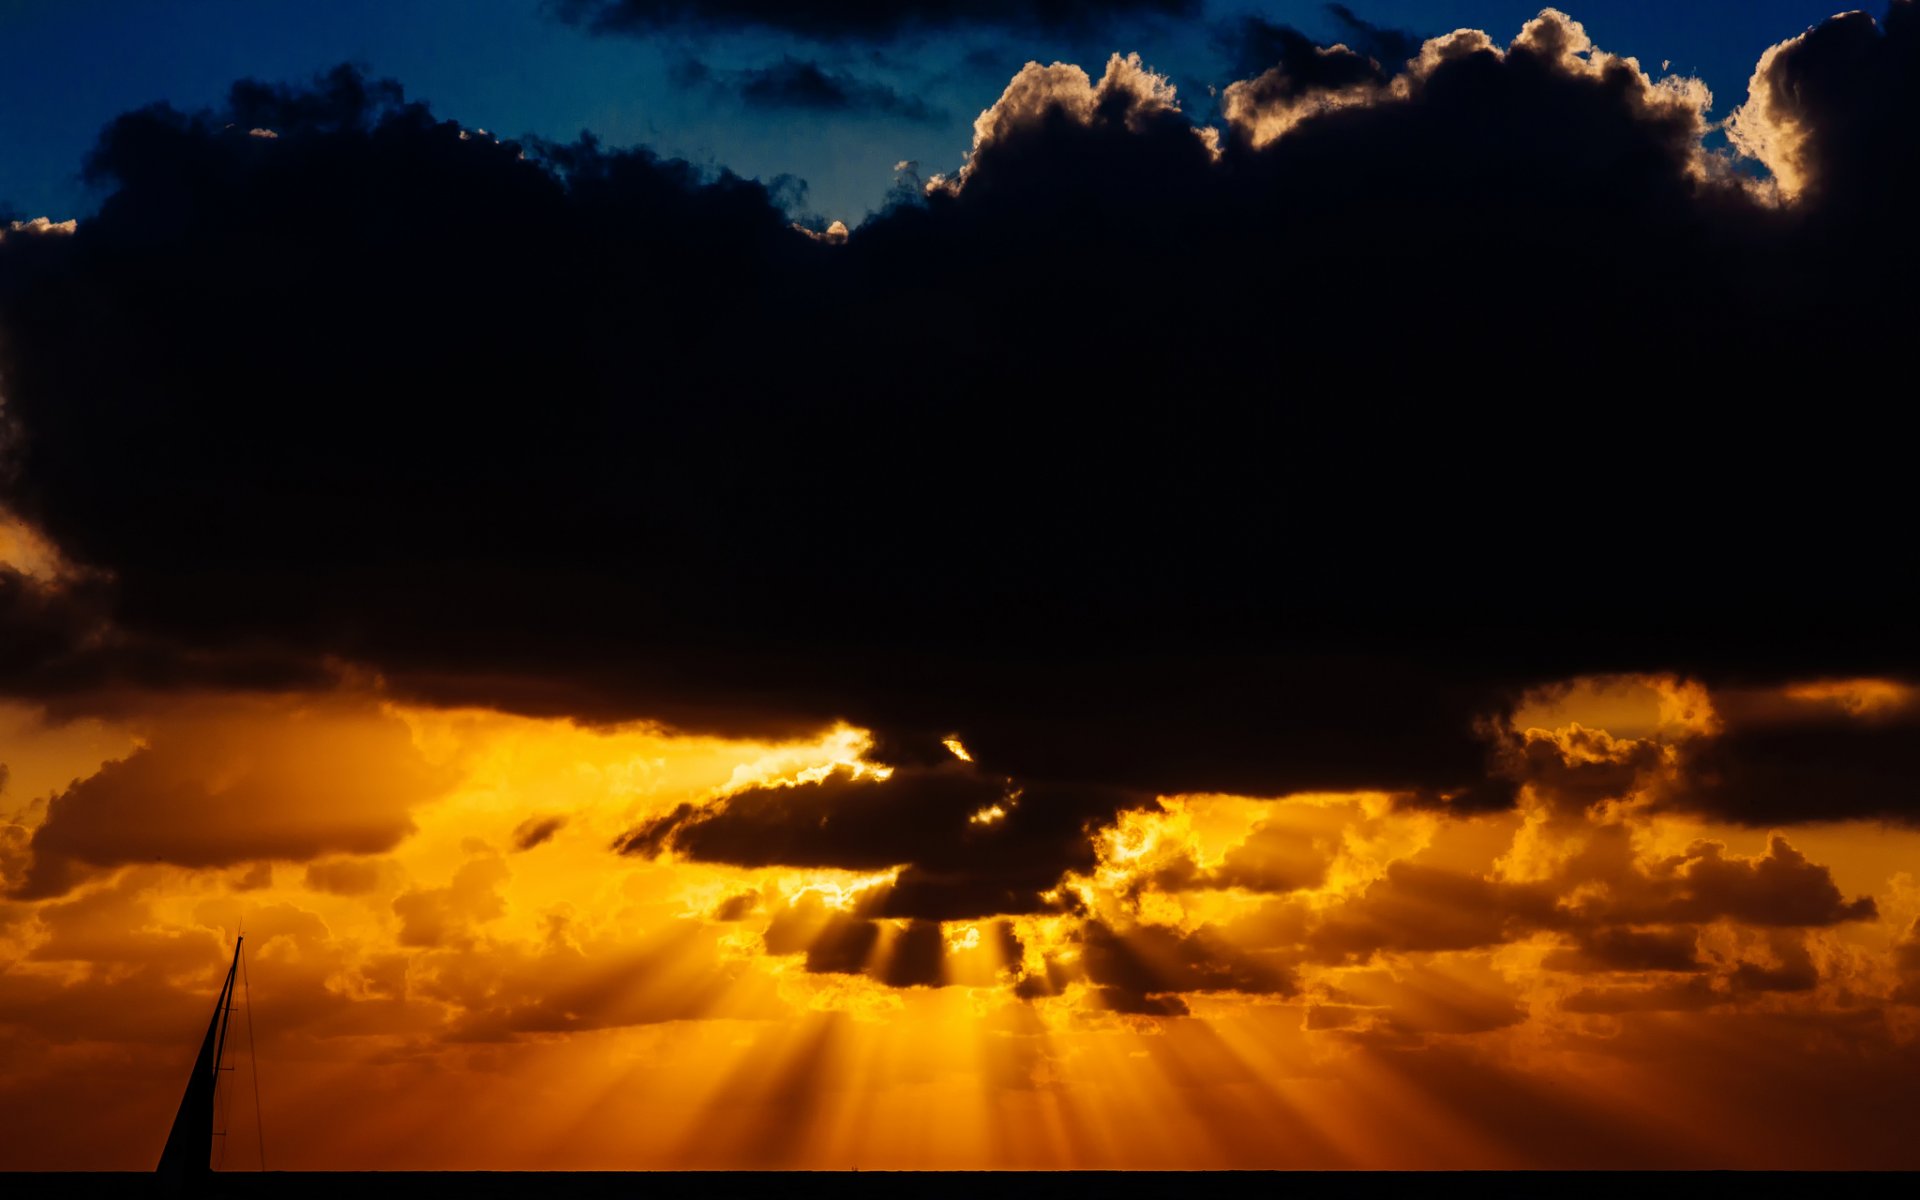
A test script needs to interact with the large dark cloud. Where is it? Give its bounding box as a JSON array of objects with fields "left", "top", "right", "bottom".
[
  {"left": 4, "top": 7, "right": 1920, "bottom": 925},
  {"left": 548, "top": 0, "right": 1193, "bottom": 39}
]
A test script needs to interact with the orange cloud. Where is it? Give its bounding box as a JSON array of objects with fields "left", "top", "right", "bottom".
[
  {"left": 2, "top": 676, "right": 1919, "bottom": 1169},
  {"left": 17, "top": 694, "right": 448, "bottom": 898}
]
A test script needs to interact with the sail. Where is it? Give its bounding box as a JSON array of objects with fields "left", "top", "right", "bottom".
[{"left": 155, "top": 937, "right": 241, "bottom": 1184}]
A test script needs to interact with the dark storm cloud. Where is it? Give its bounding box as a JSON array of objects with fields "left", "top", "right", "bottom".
[
  {"left": 675, "top": 56, "right": 946, "bottom": 121},
  {"left": 0, "top": 565, "right": 328, "bottom": 708},
  {"left": 619, "top": 759, "right": 1143, "bottom": 918},
  {"left": 1661, "top": 690, "right": 1920, "bottom": 826},
  {"left": 548, "top": 0, "right": 1193, "bottom": 39},
  {"left": 4, "top": 9, "right": 1920, "bottom": 919},
  {"left": 1080, "top": 919, "right": 1295, "bottom": 1015}
]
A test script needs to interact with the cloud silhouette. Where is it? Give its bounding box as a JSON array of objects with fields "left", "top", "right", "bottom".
[
  {"left": 2, "top": 7, "right": 1919, "bottom": 880},
  {"left": 621, "top": 758, "right": 1141, "bottom": 919}
]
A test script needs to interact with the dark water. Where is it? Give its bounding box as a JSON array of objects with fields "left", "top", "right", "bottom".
[{"left": 5, "top": 1174, "right": 1914, "bottom": 1199}]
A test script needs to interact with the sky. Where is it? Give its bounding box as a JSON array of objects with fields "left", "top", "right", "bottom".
[
  {"left": 0, "top": 0, "right": 1870, "bottom": 223},
  {"left": 4, "top": 0, "right": 1920, "bottom": 1174}
]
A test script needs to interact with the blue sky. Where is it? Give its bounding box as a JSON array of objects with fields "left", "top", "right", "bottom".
[{"left": 0, "top": 1, "right": 1870, "bottom": 224}]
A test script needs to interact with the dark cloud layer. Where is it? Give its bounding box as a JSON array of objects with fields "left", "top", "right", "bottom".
[
  {"left": 675, "top": 57, "right": 945, "bottom": 121},
  {"left": 1664, "top": 690, "right": 1920, "bottom": 826},
  {"left": 5, "top": 10, "right": 1920, "bottom": 914},
  {"left": 622, "top": 760, "right": 1138, "bottom": 918},
  {"left": 549, "top": 0, "right": 1192, "bottom": 39}
]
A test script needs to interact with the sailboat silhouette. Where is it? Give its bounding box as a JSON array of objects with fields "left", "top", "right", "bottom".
[{"left": 155, "top": 936, "right": 243, "bottom": 1189}]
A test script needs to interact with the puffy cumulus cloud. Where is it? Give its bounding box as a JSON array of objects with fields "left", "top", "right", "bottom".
[
  {"left": 1729, "top": 1, "right": 1920, "bottom": 206},
  {"left": 16, "top": 695, "right": 450, "bottom": 898},
  {"left": 27, "top": 869, "right": 223, "bottom": 972},
  {"left": 932, "top": 50, "right": 1210, "bottom": 197},
  {"left": 393, "top": 852, "right": 510, "bottom": 948},
  {"left": 547, "top": 0, "right": 1192, "bottom": 39},
  {"left": 1218, "top": 22, "right": 1393, "bottom": 149},
  {"left": 1510, "top": 723, "right": 1669, "bottom": 816},
  {"left": 1223, "top": 7, "right": 1723, "bottom": 215},
  {"left": 0, "top": 217, "right": 76, "bottom": 240},
  {"left": 1611, "top": 835, "right": 1877, "bottom": 928}
]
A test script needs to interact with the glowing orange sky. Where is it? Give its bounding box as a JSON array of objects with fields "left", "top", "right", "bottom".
[
  {"left": 4, "top": 670, "right": 1919, "bottom": 1170},
  {"left": 5, "top": 2, "right": 1920, "bottom": 1175}
]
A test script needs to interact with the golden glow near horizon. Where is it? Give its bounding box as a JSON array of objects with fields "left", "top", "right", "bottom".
[{"left": 3, "top": 674, "right": 1920, "bottom": 1169}]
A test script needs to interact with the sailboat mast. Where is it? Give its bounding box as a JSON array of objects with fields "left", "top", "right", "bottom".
[{"left": 213, "top": 939, "right": 237, "bottom": 1083}]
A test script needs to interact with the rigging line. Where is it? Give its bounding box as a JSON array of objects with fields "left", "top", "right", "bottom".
[{"left": 241, "top": 937, "right": 268, "bottom": 1172}]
